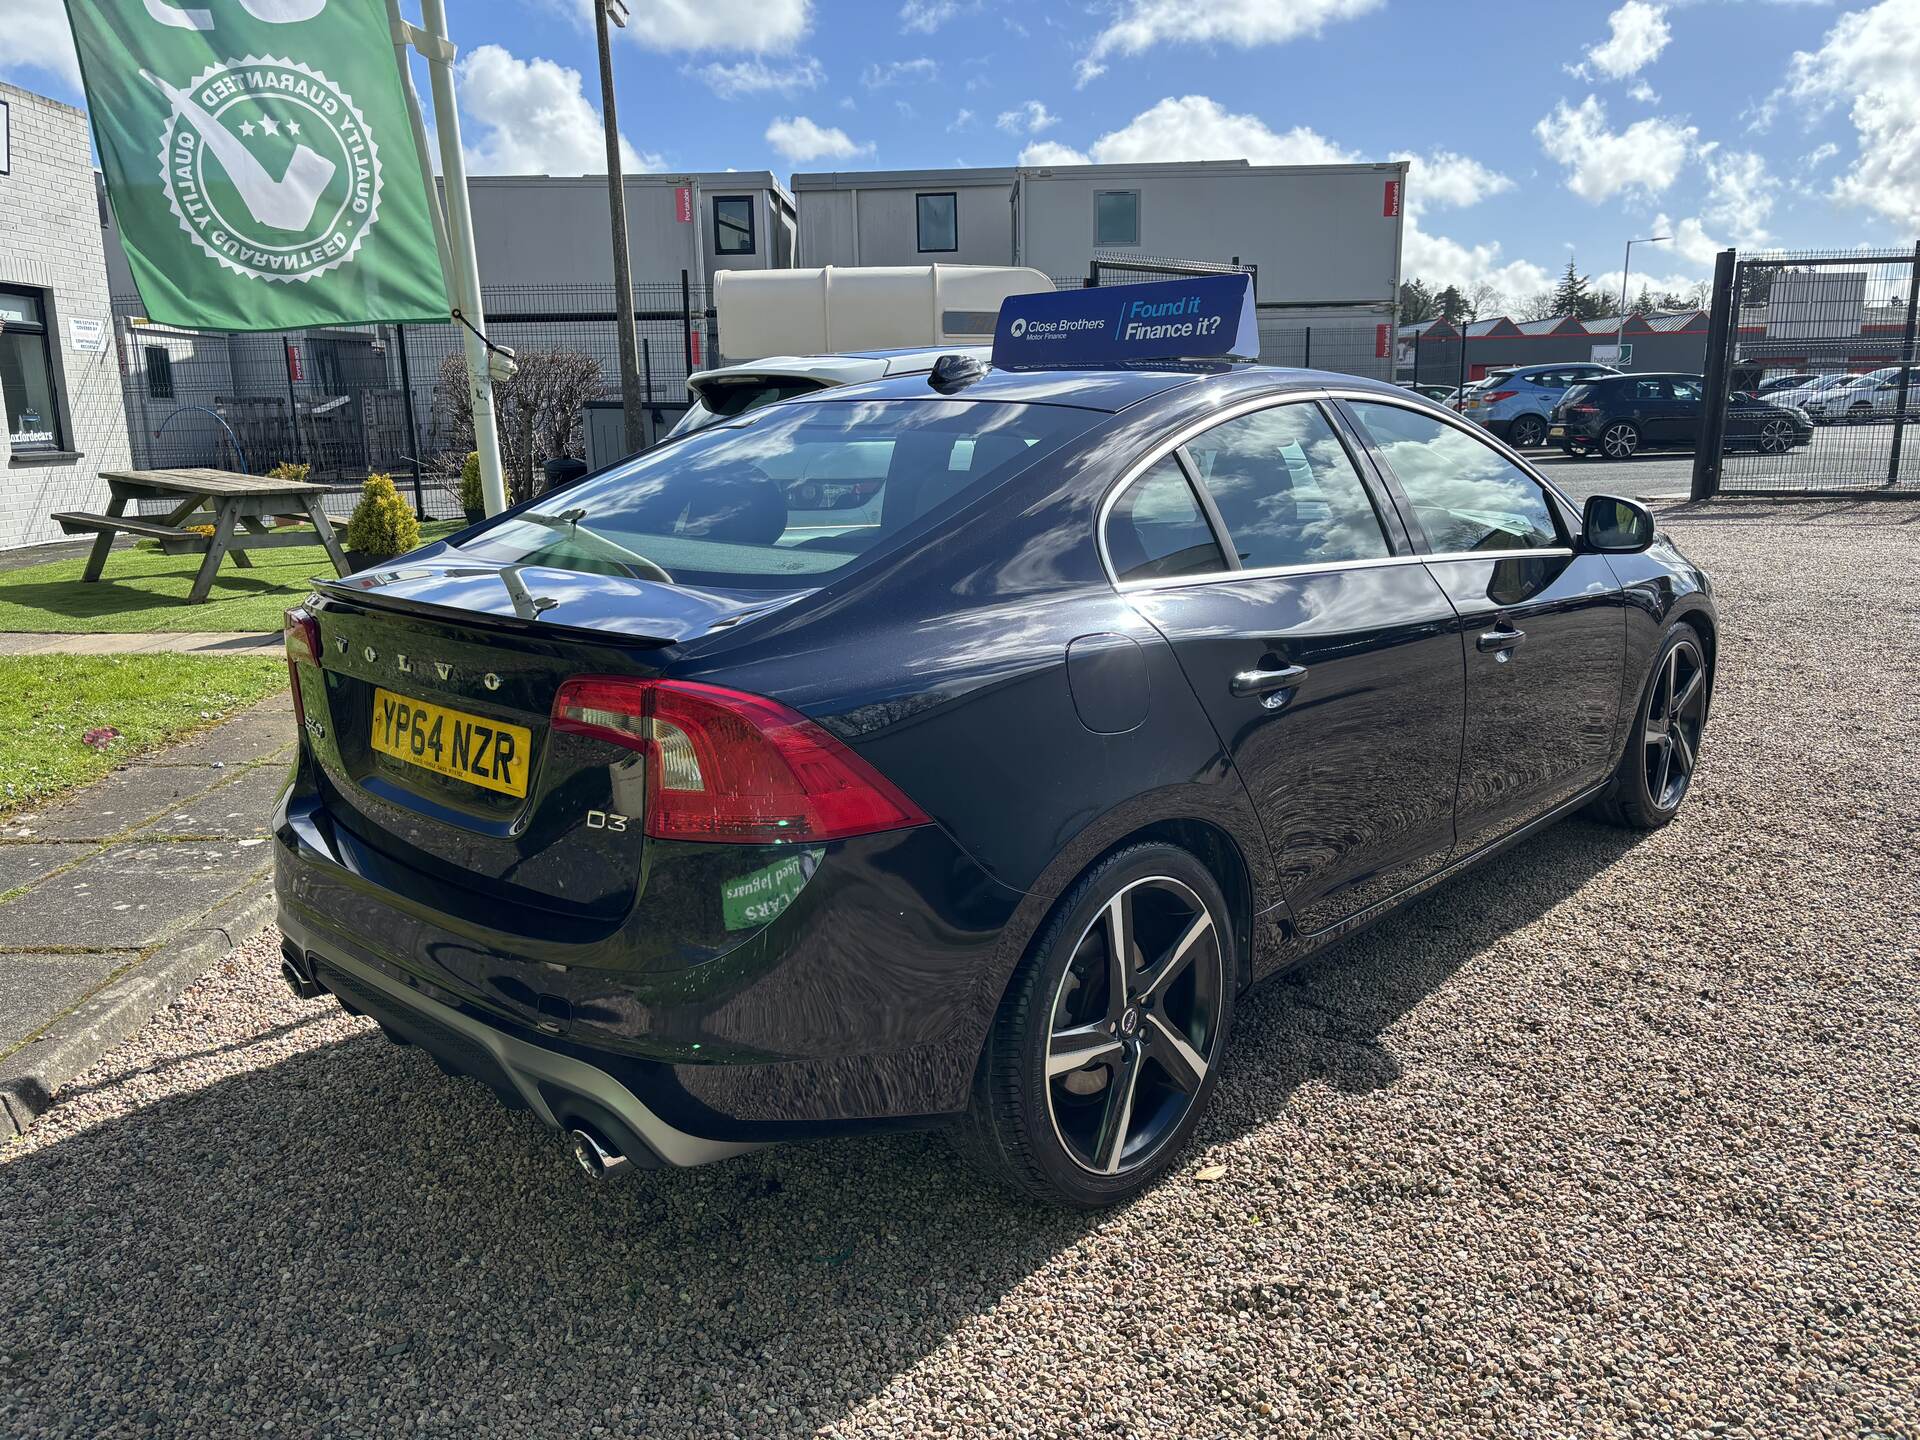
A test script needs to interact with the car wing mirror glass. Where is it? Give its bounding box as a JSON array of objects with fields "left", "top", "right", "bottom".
[{"left": 1583, "top": 494, "right": 1655, "bottom": 554}]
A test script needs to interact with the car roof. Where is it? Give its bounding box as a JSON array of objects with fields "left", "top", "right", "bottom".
[
  {"left": 804, "top": 364, "right": 1413, "bottom": 414},
  {"left": 687, "top": 346, "right": 993, "bottom": 389}
]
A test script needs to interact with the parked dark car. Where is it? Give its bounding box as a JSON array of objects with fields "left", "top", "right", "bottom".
[
  {"left": 277, "top": 365, "right": 1717, "bottom": 1207},
  {"left": 1551, "top": 372, "right": 1813, "bottom": 459}
]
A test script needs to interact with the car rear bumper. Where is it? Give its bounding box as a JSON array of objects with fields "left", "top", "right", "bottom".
[{"left": 273, "top": 786, "right": 1026, "bottom": 1154}]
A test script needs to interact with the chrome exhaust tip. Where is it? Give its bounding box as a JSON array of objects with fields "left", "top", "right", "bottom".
[
  {"left": 279, "top": 951, "right": 324, "bottom": 1001},
  {"left": 569, "top": 1127, "right": 630, "bottom": 1182}
]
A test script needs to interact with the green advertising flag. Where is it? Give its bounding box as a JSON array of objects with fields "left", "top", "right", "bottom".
[{"left": 67, "top": 0, "right": 450, "bottom": 330}]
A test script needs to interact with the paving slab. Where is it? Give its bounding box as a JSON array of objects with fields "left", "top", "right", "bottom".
[
  {"left": 0, "top": 954, "right": 130, "bottom": 1052},
  {"left": 143, "top": 698, "right": 295, "bottom": 768},
  {"left": 0, "top": 765, "right": 234, "bottom": 842},
  {"left": 0, "top": 842, "right": 96, "bottom": 896},
  {"left": 0, "top": 840, "right": 270, "bottom": 950},
  {"left": 0, "top": 632, "right": 280, "bottom": 655},
  {"left": 137, "top": 762, "right": 289, "bottom": 838}
]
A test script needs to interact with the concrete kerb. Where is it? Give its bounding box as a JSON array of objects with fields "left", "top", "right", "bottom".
[{"left": 0, "top": 881, "right": 277, "bottom": 1137}]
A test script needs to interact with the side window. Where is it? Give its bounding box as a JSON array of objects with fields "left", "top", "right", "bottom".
[
  {"left": 1184, "top": 402, "right": 1391, "bottom": 570},
  {"left": 1105, "top": 456, "right": 1227, "bottom": 583},
  {"left": 1345, "top": 401, "right": 1562, "bottom": 554},
  {"left": 1670, "top": 379, "right": 1701, "bottom": 402},
  {"left": 915, "top": 192, "right": 957, "bottom": 253},
  {"left": 712, "top": 196, "right": 755, "bottom": 256},
  {"left": 1633, "top": 378, "right": 1665, "bottom": 401}
]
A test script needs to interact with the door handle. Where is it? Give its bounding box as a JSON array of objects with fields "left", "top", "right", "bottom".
[
  {"left": 1230, "top": 664, "right": 1308, "bottom": 698},
  {"left": 1476, "top": 626, "right": 1527, "bottom": 653}
]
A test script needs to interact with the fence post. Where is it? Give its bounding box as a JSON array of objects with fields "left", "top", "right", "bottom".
[
  {"left": 1886, "top": 241, "right": 1920, "bottom": 489},
  {"left": 642, "top": 336, "right": 654, "bottom": 404},
  {"left": 395, "top": 323, "right": 426, "bottom": 518},
  {"left": 1692, "top": 248, "right": 1739, "bottom": 502},
  {"left": 680, "top": 269, "right": 693, "bottom": 383},
  {"left": 282, "top": 336, "right": 304, "bottom": 470},
  {"left": 1303, "top": 325, "right": 1312, "bottom": 370}
]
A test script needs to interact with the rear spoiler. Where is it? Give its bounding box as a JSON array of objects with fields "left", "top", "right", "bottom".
[{"left": 306, "top": 574, "right": 680, "bottom": 648}]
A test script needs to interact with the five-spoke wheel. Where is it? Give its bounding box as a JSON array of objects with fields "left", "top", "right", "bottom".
[
  {"left": 1044, "top": 876, "right": 1223, "bottom": 1176},
  {"left": 1642, "top": 636, "right": 1707, "bottom": 812}
]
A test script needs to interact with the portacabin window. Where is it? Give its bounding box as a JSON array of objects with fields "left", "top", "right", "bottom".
[
  {"left": 916, "top": 192, "right": 958, "bottom": 253},
  {"left": 1095, "top": 189, "right": 1140, "bottom": 248},
  {"left": 712, "top": 195, "right": 756, "bottom": 255},
  {"left": 0, "top": 286, "right": 66, "bottom": 454}
]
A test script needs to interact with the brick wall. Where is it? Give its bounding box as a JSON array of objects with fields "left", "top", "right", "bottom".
[{"left": 0, "top": 82, "right": 131, "bottom": 552}]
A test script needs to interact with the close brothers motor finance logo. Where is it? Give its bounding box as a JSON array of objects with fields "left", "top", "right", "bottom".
[{"left": 147, "top": 53, "right": 382, "bottom": 285}]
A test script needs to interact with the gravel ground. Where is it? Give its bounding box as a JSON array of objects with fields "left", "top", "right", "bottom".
[{"left": 4, "top": 498, "right": 1918, "bottom": 1440}]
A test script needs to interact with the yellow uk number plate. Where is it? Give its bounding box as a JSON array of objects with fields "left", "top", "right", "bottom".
[{"left": 370, "top": 688, "right": 532, "bottom": 798}]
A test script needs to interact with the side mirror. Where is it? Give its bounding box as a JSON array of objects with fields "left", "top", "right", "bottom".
[{"left": 1583, "top": 494, "right": 1655, "bottom": 554}]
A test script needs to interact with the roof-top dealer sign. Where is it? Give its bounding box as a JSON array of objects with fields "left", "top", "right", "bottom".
[
  {"left": 993, "top": 274, "right": 1259, "bottom": 371},
  {"left": 64, "top": 0, "right": 448, "bottom": 331}
]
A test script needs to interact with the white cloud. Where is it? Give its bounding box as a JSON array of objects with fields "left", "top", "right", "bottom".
[
  {"left": 996, "top": 101, "right": 1058, "bottom": 135},
  {"left": 1019, "top": 140, "right": 1092, "bottom": 166},
  {"left": 900, "top": 0, "right": 964, "bottom": 32},
  {"left": 765, "top": 114, "right": 873, "bottom": 163},
  {"left": 691, "top": 56, "right": 823, "bottom": 99},
  {"left": 1628, "top": 79, "right": 1659, "bottom": 104},
  {"left": 1402, "top": 227, "right": 1552, "bottom": 306},
  {"left": 458, "top": 47, "right": 658, "bottom": 175},
  {"left": 1393, "top": 150, "right": 1514, "bottom": 210},
  {"left": 619, "top": 0, "right": 811, "bottom": 52},
  {"left": 0, "top": 0, "right": 80, "bottom": 89},
  {"left": 1080, "top": 0, "right": 1382, "bottom": 84},
  {"left": 1701, "top": 148, "right": 1776, "bottom": 244},
  {"left": 1649, "top": 213, "right": 1722, "bottom": 268},
  {"left": 1787, "top": 0, "right": 1920, "bottom": 230},
  {"left": 1535, "top": 95, "right": 1696, "bottom": 201},
  {"left": 949, "top": 108, "right": 976, "bottom": 132},
  {"left": 862, "top": 57, "right": 937, "bottom": 87},
  {"left": 1585, "top": 2, "right": 1671, "bottom": 80},
  {"left": 1076, "top": 95, "right": 1357, "bottom": 166}
]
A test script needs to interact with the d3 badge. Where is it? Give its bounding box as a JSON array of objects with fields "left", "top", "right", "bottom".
[{"left": 148, "top": 56, "right": 382, "bottom": 285}]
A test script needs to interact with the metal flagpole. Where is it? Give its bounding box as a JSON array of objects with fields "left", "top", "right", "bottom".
[{"left": 388, "top": 0, "right": 512, "bottom": 516}]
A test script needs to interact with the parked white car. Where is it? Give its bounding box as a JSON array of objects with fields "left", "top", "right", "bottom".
[{"left": 1802, "top": 367, "right": 1920, "bottom": 422}]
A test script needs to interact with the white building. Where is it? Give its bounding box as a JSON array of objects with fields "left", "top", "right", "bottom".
[{"left": 0, "top": 82, "right": 131, "bottom": 551}]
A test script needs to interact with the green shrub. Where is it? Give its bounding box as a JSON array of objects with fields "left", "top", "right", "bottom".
[
  {"left": 268, "top": 461, "right": 311, "bottom": 483},
  {"left": 344, "top": 473, "right": 420, "bottom": 561},
  {"left": 458, "top": 451, "right": 483, "bottom": 513}
]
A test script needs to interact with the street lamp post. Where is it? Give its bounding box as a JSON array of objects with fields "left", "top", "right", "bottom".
[
  {"left": 594, "top": 0, "right": 647, "bottom": 458},
  {"left": 1615, "top": 234, "right": 1671, "bottom": 369}
]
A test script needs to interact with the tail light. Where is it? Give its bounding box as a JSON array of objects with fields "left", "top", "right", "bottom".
[
  {"left": 1482, "top": 390, "right": 1517, "bottom": 404},
  {"left": 551, "top": 677, "right": 930, "bottom": 843},
  {"left": 1568, "top": 404, "right": 1600, "bottom": 417},
  {"left": 284, "top": 607, "right": 320, "bottom": 725}
]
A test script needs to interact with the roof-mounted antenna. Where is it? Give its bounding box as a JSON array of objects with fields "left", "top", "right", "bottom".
[{"left": 928, "top": 353, "right": 987, "bottom": 394}]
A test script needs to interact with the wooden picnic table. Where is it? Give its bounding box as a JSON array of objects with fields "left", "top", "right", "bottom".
[{"left": 54, "top": 468, "right": 350, "bottom": 604}]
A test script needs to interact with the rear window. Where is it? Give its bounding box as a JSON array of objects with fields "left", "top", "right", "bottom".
[
  {"left": 1561, "top": 383, "right": 1594, "bottom": 406},
  {"left": 455, "top": 399, "right": 1100, "bottom": 590}
]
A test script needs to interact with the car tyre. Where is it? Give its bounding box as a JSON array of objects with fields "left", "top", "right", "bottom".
[
  {"left": 1590, "top": 620, "right": 1709, "bottom": 830},
  {"left": 954, "top": 842, "right": 1235, "bottom": 1208},
  {"left": 1508, "top": 415, "right": 1549, "bottom": 448},
  {"left": 1599, "top": 421, "right": 1641, "bottom": 459}
]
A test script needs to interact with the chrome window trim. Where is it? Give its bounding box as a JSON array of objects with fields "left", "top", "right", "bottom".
[{"left": 1112, "top": 547, "right": 1574, "bottom": 594}]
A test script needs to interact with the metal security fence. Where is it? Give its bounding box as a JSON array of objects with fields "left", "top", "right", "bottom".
[
  {"left": 112, "top": 278, "right": 714, "bottom": 517},
  {"left": 1055, "top": 254, "right": 1396, "bottom": 381},
  {"left": 1696, "top": 245, "right": 1920, "bottom": 498}
]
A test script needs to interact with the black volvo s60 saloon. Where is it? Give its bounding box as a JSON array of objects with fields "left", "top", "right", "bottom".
[{"left": 276, "top": 364, "right": 1715, "bottom": 1207}]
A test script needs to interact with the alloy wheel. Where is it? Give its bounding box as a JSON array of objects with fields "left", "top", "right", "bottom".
[
  {"left": 1757, "top": 418, "right": 1795, "bottom": 454},
  {"left": 1044, "top": 876, "right": 1224, "bottom": 1176},
  {"left": 1601, "top": 423, "right": 1640, "bottom": 459},
  {"left": 1642, "top": 638, "right": 1707, "bottom": 811},
  {"left": 1510, "top": 416, "right": 1547, "bottom": 448}
]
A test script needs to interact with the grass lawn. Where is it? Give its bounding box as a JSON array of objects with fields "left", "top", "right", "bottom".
[
  {"left": 0, "top": 654, "right": 288, "bottom": 819},
  {"left": 0, "top": 522, "right": 461, "bottom": 635}
]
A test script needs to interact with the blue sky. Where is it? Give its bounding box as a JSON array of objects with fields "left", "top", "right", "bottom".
[{"left": 7, "top": 0, "right": 1918, "bottom": 311}]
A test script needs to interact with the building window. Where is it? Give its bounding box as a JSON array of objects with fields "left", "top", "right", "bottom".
[
  {"left": 712, "top": 196, "right": 756, "bottom": 255},
  {"left": 0, "top": 287, "right": 66, "bottom": 454},
  {"left": 145, "top": 345, "right": 176, "bottom": 400},
  {"left": 1095, "top": 189, "right": 1140, "bottom": 247},
  {"left": 916, "top": 192, "right": 958, "bottom": 253}
]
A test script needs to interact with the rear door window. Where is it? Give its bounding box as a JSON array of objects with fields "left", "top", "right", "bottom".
[
  {"left": 1183, "top": 401, "right": 1391, "bottom": 570},
  {"left": 1104, "top": 456, "right": 1228, "bottom": 582}
]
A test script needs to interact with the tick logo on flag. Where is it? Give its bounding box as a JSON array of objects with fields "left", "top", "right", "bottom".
[{"left": 145, "top": 56, "right": 384, "bottom": 285}]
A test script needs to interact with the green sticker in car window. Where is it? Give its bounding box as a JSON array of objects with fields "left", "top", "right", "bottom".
[{"left": 721, "top": 851, "right": 820, "bottom": 931}]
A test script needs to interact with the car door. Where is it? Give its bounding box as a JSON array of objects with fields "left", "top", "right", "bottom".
[
  {"left": 1339, "top": 397, "right": 1626, "bottom": 854},
  {"left": 1666, "top": 377, "right": 1705, "bottom": 448},
  {"left": 1110, "top": 396, "right": 1466, "bottom": 939},
  {"left": 1626, "top": 377, "right": 1676, "bottom": 444}
]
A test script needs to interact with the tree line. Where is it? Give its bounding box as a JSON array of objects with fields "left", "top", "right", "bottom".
[{"left": 1400, "top": 259, "right": 1711, "bottom": 327}]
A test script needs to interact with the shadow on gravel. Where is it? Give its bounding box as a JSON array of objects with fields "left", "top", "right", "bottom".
[{"left": 0, "top": 816, "right": 1638, "bottom": 1437}]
